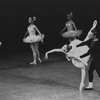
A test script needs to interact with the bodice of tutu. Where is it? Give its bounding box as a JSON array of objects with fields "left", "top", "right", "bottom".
[
  {"left": 68, "top": 39, "right": 90, "bottom": 67},
  {"left": 69, "top": 39, "right": 89, "bottom": 57},
  {"left": 28, "top": 25, "right": 35, "bottom": 35},
  {"left": 66, "top": 21, "right": 73, "bottom": 30}
]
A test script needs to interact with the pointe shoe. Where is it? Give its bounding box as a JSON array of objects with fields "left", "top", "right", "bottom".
[
  {"left": 30, "top": 61, "right": 37, "bottom": 65},
  {"left": 38, "top": 58, "right": 42, "bottom": 62},
  {"left": 79, "top": 83, "right": 84, "bottom": 92}
]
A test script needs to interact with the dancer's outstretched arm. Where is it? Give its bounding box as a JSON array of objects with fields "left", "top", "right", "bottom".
[{"left": 44, "top": 48, "right": 64, "bottom": 59}]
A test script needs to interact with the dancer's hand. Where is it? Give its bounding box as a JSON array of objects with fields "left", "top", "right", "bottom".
[
  {"left": 41, "top": 34, "right": 45, "bottom": 44},
  {"left": 44, "top": 53, "right": 48, "bottom": 59},
  {"left": 0, "top": 42, "right": 2, "bottom": 46},
  {"left": 65, "top": 54, "right": 70, "bottom": 61}
]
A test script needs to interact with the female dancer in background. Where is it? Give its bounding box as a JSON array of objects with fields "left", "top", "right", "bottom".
[
  {"left": 60, "top": 12, "right": 82, "bottom": 38},
  {"left": 23, "top": 17, "right": 45, "bottom": 65},
  {"left": 44, "top": 20, "right": 97, "bottom": 91}
]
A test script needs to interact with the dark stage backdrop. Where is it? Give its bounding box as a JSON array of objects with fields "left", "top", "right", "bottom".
[{"left": 0, "top": 0, "right": 100, "bottom": 55}]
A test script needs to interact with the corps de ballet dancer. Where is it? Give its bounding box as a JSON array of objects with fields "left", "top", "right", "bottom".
[
  {"left": 23, "top": 17, "right": 45, "bottom": 65},
  {"left": 44, "top": 20, "right": 97, "bottom": 91},
  {"left": 60, "top": 12, "right": 82, "bottom": 38}
]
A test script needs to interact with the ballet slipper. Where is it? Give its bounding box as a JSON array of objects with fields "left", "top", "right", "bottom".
[
  {"left": 38, "top": 58, "right": 42, "bottom": 62},
  {"left": 30, "top": 61, "right": 37, "bottom": 65},
  {"left": 79, "top": 83, "right": 84, "bottom": 92}
]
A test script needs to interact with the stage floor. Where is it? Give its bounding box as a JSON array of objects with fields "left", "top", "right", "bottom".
[{"left": 0, "top": 53, "right": 100, "bottom": 100}]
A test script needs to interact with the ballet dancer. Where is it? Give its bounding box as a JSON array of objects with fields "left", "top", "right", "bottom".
[
  {"left": 64, "top": 20, "right": 98, "bottom": 91},
  {"left": 60, "top": 12, "right": 82, "bottom": 38},
  {"left": 23, "top": 17, "right": 45, "bottom": 65},
  {"left": 44, "top": 20, "right": 97, "bottom": 91},
  {"left": 76, "top": 29, "right": 100, "bottom": 90}
]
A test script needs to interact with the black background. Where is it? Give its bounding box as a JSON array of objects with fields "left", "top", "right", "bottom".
[{"left": 0, "top": 0, "right": 100, "bottom": 55}]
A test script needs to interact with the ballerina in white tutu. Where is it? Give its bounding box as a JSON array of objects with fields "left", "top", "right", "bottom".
[
  {"left": 44, "top": 20, "right": 97, "bottom": 91},
  {"left": 60, "top": 12, "right": 82, "bottom": 38},
  {"left": 23, "top": 17, "right": 45, "bottom": 65}
]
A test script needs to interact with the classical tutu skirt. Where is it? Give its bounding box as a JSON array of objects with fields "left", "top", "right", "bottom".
[
  {"left": 23, "top": 34, "right": 45, "bottom": 43},
  {"left": 67, "top": 44, "right": 90, "bottom": 68},
  {"left": 61, "top": 30, "right": 82, "bottom": 38},
  {"left": 71, "top": 55, "right": 90, "bottom": 68}
]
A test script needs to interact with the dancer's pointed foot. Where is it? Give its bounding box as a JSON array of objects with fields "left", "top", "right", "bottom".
[
  {"left": 38, "top": 58, "right": 42, "bottom": 62},
  {"left": 79, "top": 83, "right": 84, "bottom": 92},
  {"left": 30, "top": 61, "right": 37, "bottom": 65}
]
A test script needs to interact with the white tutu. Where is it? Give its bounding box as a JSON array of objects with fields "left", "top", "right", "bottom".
[
  {"left": 62, "top": 30, "right": 82, "bottom": 38},
  {"left": 23, "top": 34, "right": 45, "bottom": 43},
  {"left": 72, "top": 58, "right": 85, "bottom": 68},
  {"left": 67, "top": 39, "right": 90, "bottom": 68},
  {"left": 71, "top": 55, "right": 90, "bottom": 68}
]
